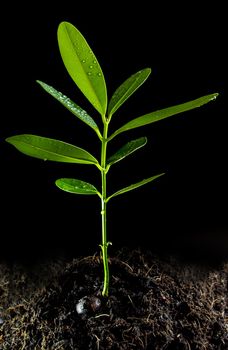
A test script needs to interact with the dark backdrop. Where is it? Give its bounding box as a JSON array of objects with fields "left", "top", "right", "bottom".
[{"left": 1, "top": 2, "right": 227, "bottom": 264}]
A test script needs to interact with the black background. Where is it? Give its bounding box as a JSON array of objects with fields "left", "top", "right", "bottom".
[{"left": 1, "top": 2, "right": 227, "bottom": 264}]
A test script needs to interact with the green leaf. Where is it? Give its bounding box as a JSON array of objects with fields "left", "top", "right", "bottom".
[
  {"left": 6, "top": 134, "right": 98, "bottom": 165},
  {"left": 55, "top": 178, "right": 101, "bottom": 196},
  {"left": 107, "top": 173, "right": 165, "bottom": 202},
  {"left": 36, "top": 80, "right": 102, "bottom": 139},
  {"left": 107, "top": 68, "right": 151, "bottom": 118},
  {"left": 109, "top": 93, "right": 219, "bottom": 140},
  {"left": 107, "top": 137, "right": 147, "bottom": 167},
  {"left": 57, "top": 21, "right": 107, "bottom": 116}
]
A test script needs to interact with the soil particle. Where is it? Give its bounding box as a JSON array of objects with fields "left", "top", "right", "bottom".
[{"left": 0, "top": 248, "right": 227, "bottom": 349}]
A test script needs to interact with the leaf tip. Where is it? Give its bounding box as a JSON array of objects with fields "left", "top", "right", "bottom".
[
  {"left": 210, "top": 93, "right": 219, "bottom": 101},
  {"left": 143, "top": 136, "right": 148, "bottom": 143},
  {"left": 55, "top": 178, "right": 61, "bottom": 186},
  {"left": 5, "top": 136, "right": 13, "bottom": 144},
  {"left": 57, "top": 21, "right": 68, "bottom": 30}
]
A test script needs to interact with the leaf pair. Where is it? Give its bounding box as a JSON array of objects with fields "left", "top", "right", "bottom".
[
  {"left": 57, "top": 22, "right": 153, "bottom": 121},
  {"left": 55, "top": 173, "right": 164, "bottom": 202}
]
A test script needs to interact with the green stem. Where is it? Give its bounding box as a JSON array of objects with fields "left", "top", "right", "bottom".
[{"left": 100, "top": 119, "right": 109, "bottom": 297}]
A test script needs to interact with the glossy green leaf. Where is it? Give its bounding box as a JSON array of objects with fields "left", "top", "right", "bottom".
[
  {"left": 55, "top": 178, "right": 101, "bottom": 196},
  {"left": 107, "top": 137, "right": 147, "bottom": 167},
  {"left": 109, "top": 93, "right": 219, "bottom": 140},
  {"left": 107, "top": 68, "right": 151, "bottom": 118},
  {"left": 36, "top": 80, "right": 102, "bottom": 139},
  {"left": 107, "top": 173, "right": 165, "bottom": 202},
  {"left": 57, "top": 21, "right": 107, "bottom": 116},
  {"left": 6, "top": 134, "right": 98, "bottom": 165}
]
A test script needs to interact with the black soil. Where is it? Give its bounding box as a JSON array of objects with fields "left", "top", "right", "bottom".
[{"left": 0, "top": 248, "right": 227, "bottom": 349}]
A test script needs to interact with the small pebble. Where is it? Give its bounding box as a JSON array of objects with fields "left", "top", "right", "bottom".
[
  {"left": 76, "top": 295, "right": 102, "bottom": 315},
  {"left": 76, "top": 297, "right": 87, "bottom": 315}
]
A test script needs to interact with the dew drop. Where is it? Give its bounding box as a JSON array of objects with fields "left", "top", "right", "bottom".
[
  {"left": 93, "top": 59, "right": 97, "bottom": 64},
  {"left": 87, "top": 72, "right": 92, "bottom": 76},
  {"left": 97, "top": 72, "right": 102, "bottom": 77},
  {"left": 89, "top": 65, "right": 93, "bottom": 69},
  {"left": 82, "top": 59, "right": 86, "bottom": 63}
]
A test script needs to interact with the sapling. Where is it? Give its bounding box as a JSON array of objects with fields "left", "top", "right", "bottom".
[{"left": 6, "top": 21, "right": 218, "bottom": 297}]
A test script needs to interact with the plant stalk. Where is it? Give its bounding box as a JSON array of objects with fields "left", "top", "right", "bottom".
[{"left": 100, "top": 119, "right": 109, "bottom": 297}]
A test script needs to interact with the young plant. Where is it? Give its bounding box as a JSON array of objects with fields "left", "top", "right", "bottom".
[{"left": 6, "top": 21, "right": 218, "bottom": 297}]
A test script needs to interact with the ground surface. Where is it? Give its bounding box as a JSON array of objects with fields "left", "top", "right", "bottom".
[{"left": 0, "top": 248, "right": 227, "bottom": 349}]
